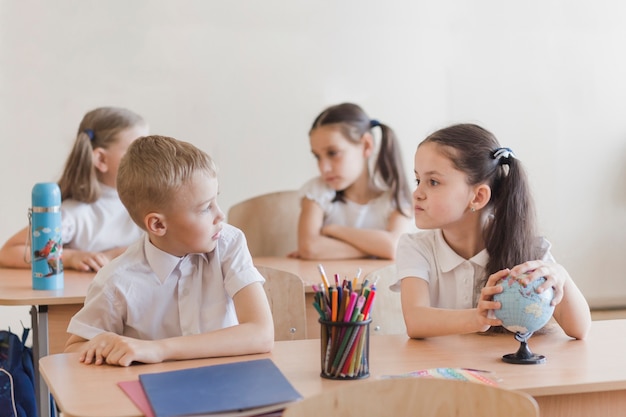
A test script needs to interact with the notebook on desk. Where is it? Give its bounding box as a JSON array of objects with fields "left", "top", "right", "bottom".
[{"left": 137, "top": 358, "right": 302, "bottom": 417}]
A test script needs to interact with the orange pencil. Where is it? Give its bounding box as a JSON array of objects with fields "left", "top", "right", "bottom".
[{"left": 330, "top": 288, "right": 338, "bottom": 322}]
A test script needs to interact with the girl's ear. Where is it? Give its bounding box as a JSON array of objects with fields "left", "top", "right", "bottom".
[
  {"left": 361, "top": 132, "right": 375, "bottom": 158},
  {"left": 145, "top": 212, "right": 167, "bottom": 236},
  {"left": 471, "top": 183, "right": 492, "bottom": 211},
  {"left": 92, "top": 148, "right": 109, "bottom": 174}
]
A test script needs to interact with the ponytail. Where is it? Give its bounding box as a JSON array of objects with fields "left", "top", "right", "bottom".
[
  {"left": 374, "top": 123, "right": 411, "bottom": 217},
  {"left": 57, "top": 107, "right": 145, "bottom": 203},
  {"left": 483, "top": 153, "right": 542, "bottom": 286},
  {"left": 58, "top": 131, "right": 100, "bottom": 202}
]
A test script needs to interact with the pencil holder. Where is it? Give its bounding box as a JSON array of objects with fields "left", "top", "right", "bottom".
[{"left": 319, "top": 318, "right": 371, "bottom": 380}]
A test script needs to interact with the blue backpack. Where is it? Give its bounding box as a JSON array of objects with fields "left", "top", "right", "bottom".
[{"left": 0, "top": 328, "right": 37, "bottom": 417}]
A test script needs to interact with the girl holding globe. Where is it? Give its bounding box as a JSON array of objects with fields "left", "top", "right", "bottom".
[{"left": 391, "top": 123, "right": 591, "bottom": 340}]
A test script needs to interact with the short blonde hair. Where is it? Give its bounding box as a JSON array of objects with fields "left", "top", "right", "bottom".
[{"left": 117, "top": 135, "right": 218, "bottom": 228}]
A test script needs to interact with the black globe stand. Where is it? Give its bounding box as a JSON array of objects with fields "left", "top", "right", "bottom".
[{"left": 502, "top": 331, "right": 546, "bottom": 364}]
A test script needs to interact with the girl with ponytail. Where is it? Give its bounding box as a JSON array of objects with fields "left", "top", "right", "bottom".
[
  {"left": 393, "top": 123, "right": 591, "bottom": 340},
  {"left": 290, "top": 102, "right": 413, "bottom": 260},
  {"left": 0, "top": 107, "right": 148, "bottom": 271}
]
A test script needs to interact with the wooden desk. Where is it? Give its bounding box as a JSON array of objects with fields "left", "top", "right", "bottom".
[
  {"left": 253, "top": 257, "right": 393, "bottom": 338},
  {"left": 40, "top": 320, "right": 626, "bottom": 417},
  {"left": 0, "top": 258, "right": 392, "bottom": 414},
  {"left": 0, "top": 267, "right": 94, "bottom": 417}
]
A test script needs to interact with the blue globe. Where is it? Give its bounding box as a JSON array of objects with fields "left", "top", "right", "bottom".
[{"left": 493, "top": 275, "right": 555, "bottom": 334}]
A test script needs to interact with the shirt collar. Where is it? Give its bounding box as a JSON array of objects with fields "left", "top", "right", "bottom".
[
  {"left": 144, "top": 235, "right": 210, "bottom": 283},
  {"left": 434, "top": 229, "right": 489, "bottom": 272}
]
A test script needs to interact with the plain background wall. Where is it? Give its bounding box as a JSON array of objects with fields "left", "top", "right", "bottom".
[{"left": 2, "top": 1, "right": 625, "bottom": 332}]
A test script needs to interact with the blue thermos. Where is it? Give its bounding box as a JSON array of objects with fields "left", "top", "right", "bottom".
[{"left": 30, "top": 182, "right": 64, "bottom": 290}]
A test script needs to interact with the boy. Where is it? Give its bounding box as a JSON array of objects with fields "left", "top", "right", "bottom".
[{"left": 65, "top": 135, "right": 274, "bottom": 366}]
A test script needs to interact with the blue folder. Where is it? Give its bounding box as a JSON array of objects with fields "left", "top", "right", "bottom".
[{"left": 139, "top": 358, "right": 302, "bottom": 417}]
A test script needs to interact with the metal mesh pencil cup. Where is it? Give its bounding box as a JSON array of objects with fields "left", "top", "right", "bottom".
[{"left": 319, "top": 318, "right": 371, "bottom": 380}]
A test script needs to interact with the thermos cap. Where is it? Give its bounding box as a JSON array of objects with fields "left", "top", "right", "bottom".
[{"left": 32, "top": 182, "right": 61, "bottom": 207}]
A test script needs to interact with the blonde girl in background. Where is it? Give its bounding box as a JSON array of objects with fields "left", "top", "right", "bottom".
[
  {"left": 0, "top": 107, "right": 148, "bottom": 272},
  {"left": 394, "top": 123, "right": 591, "bottom": 340},
  {"left": 290, "top": 102, "right": 413, "bottom": 260}
]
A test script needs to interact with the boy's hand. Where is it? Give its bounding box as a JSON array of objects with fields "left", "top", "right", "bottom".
[{"left": 79, "top": 332, "right": 164, "bottom": 367}]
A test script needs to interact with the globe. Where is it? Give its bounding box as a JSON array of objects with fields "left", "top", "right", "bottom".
[{"left": 493, "top": 275, "right": 555, "bottom": 335}]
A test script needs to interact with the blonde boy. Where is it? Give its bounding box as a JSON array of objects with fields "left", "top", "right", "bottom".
[{"left": 65, "top": 135, "right": 274, "bottom": 366}]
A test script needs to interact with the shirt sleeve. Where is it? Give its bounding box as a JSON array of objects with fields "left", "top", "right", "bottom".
[
  {"left": 60, "top": 201, "right": 77, "bottom": 246},
  {"left": 66, "top": 272, "right": 126, "bottom": 340},
  {"left": 390, "top": 232, "right": 433, "bottom": 292},
  {"left": 538, "top": 236, "right": 555, "bottom": 262},
  {"left": 298, "top": 177, "right": 335, "bottom": 208},
  {"left": 217, "top": 224, "right": 265, "bottom": 297}
]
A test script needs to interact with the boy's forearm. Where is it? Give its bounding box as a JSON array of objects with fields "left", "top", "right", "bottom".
[
  {"left": 64, "top": 334, "right": 88, "bottom": 353},
  {"left": 158, "top": 323, "right": 274, "bottom": 361}
]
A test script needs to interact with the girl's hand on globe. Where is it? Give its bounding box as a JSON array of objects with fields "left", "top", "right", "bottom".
[
  {"left": 509, "top": 260, "right": 566, "bottom": 306},
  {"left": 476, "top": 269, "right": 509, "bottom": 330}
]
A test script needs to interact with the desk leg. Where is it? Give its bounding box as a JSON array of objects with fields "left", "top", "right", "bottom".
[{"left": 31, "top": 305, "right": 51, "bottom": 417}]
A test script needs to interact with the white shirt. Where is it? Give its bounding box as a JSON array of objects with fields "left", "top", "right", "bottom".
[
  {"left": 61, "top": 184, "right": 143, "bottom": 252},
  {"left": 67, "top": 223, "right": 264, "bottom": 340},
  {"left": 391, "top": 229, "right": 554, "bottom": 309},
  {"left": 299, "top": 177, "right": 403, "bottom": 230}
]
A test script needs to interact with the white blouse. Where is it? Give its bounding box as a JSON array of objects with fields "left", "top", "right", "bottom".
[
  {"left": 61, "top": 184, "right": 143, "bottom": 252},
  {"left": 298, "top": 177, "right": 402, "bottom": 230}
]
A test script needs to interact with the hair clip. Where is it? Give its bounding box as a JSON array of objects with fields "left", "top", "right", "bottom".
[
  {"left": 369, "top": 119, "right": 381, "bottom": 128},
  {"left": 493, "top": 147, "right": 515, "bottom": 163},
  {"left": 84, "top": 129, "right": 95, "bottom": 141}
]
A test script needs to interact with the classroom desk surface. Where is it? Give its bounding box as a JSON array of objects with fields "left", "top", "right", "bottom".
[
  {"left": 0, "top": 268, "right": 94, "bottom": 305},
  {"left": 0, "top": 267, "right": 95, "bottom": 354},
  {"left": 40, "top": 320, "right": 626, "bottom": 417},
  {"left": 1, "top": 257, "right": 394, "bottom": 413}
]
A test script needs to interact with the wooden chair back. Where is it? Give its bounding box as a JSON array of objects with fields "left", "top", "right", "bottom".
[
  {"left": 227, "top": 190, "right": 300, "bottom": 257},
  {"left": 364, "top": 264, "right": 406, "bottom": 335},
  {"left": 282, "top": 377, "right": 540, "bottom": 417},
  {"left": 257, "top": 265, "right": 307, "bottom": 341}
]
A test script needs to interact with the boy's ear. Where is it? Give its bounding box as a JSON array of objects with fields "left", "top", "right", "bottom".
[
  {"left": 92, "top": 148, "right": 109, "bottom": 174},
  {"left": 471, "top": 183, "right": 491, "bottom": 210},
  {"left": 144, "top": 212, "right": 167, "bottom": 236},
  {"left": 361, "top": 132, "right": 375, "bottom": 158}
]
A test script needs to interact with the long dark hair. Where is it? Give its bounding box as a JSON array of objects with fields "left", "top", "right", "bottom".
[
  {"left": 420, "top": 123, "right": 544, "bottom": 291},
  {"left": 310, "top": 103, "right": 411, "bottom": 216}
]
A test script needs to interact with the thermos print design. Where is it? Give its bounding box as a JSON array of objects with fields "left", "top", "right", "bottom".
[{"left": 31, "top": 182, "right": 64, "bottom": 290}]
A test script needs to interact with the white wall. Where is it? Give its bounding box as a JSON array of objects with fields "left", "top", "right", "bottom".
[{"left": 2, "top": 0, "right": 625, "bottom": 329}]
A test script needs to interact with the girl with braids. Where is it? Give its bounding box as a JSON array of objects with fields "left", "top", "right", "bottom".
[
  {"left": 392, "top": 123, "right": 590, "bottom": 339},
  {"left": 289, "top": 102, "right": 413, "bottom": 260},
  {"left": 0, "top": 107, "right": 148, "bottom": 272}
]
